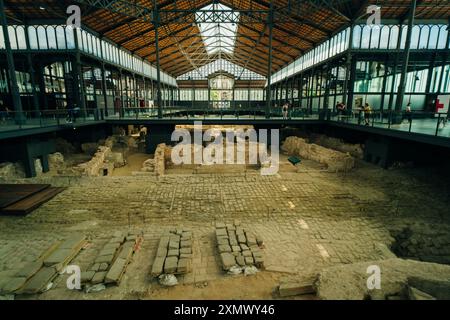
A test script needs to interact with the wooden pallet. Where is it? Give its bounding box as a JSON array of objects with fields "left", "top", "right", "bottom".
[
  {"left": 0, "top": 187, "right": 66, "bottom": 216},
  {"left": 0, "top": 184, "right": 51, "bottom": 209}
]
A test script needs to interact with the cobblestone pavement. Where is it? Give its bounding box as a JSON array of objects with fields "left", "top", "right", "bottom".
[{"left": 1, "top": 159, "right": 449, "bottom": 300}]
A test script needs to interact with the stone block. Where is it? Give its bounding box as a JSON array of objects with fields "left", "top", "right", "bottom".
[
  {"left": 232, "top": 246, "right": 241, "bottom": 253},
  {"left": 167, "top": 249, "right": 179, "bottom": 257},
  {"left": 43, "top": 249, "right": 73, "bottom": 267},
  {"left": 408, "top": 287, "right": 436, "bottom": 300},
  {"left": 279, "top": 281, "right": 316, "bottom": 297},
  {"left": 215, "top": 222, "right": 226, "bottom": 229},
  {"left": 89, "top": 263, "right": 101, "bottom": 272},
  {"left": 59, "top": 234, "right": 86, "bottom": 250},
  {"left": 151, "top": 257, "right": 165, "bottom": 277},
  {"left": 99, "top": 247, "right": 117, "bottom": 257},
  {"left": 95, "top": 254, "right": 115, "bottom": 264},
  {"left": 177, "top": 258, "right": 191, "bottom": 274},
  {"left": 217, "top": 238, "right": 230, "bottom": 246},
  {"left": 246, "top": 235, "right": 257, "bottom": 247},
  {"left": 91, "top": 271, "right": 107, "bottom": 285},
  {"left": 236, "top": 255, "right": 246, "bottom": 267},
  {"left": 81, "top": 271, "right": 95, "bottom": 283},
  {"left": 220, "top": 253, "right": 236, "bottom": 271},
  {"left": 2, "top": 277, "right": 27, "bottom": 293},
  {"left": 159, "top": 236, "right": 170, "bottom": 249},
  {"left": 240, "top": 244, "right": 249, "bottom": 251},
  {"left": 21, "top": 267, "right": 57, "bottom": 294},
  {"left": 180, "top": 254, "right": 193, "bottom": 259},
  {"left": 99, "top": 263, "right": 109, "bottom": 272},
  {"left": 180, "top": 248, "right": 192, "bottom": 255},
  {"left": 164, "top": 257, "right": 178, "bottom": 274},
  {"left": 216, "top": 228, "right": 227, "bottom": 237},
  {"left": 105, "top": 258, "right": 127, "bottom": 284},
  {"left": 169, "top": 240, "right": 180, "bottom": 250},
  {"left": 218, "top": 245, "right": 232, "bottom": 253},
  {"left": 118, "top": 242, "right": 135, "bottom": 260},
  {"left": 15, "top": 261, "right": 43, "bottom": 280},
  {"left": 242, "top": 250, "right": 252, "bottom": 257},
  {"left": 156, "top": 246, "right": 168, "bottom": 258},
  {"left": 256, "top": 235, "right": 264, "bottom": 246},
  {"left": 180, "top": 240, "right": 192, "bottom": 249},
  {"left": 238, "top": 234, "right": 247, "bottom": 244},
  {"left": 245, "top": 257, "right": 254, "bottom": 265}
]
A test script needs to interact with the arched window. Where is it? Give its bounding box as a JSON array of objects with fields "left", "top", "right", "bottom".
[
  {"left": 437, "top": 25, "right": 448, "bottom": 49},
  {"left": 27, "top": 26, "right": 38, "bottom": 49},
  {"left": 37, "top": 26, "right": 48, "bottom": 49},
  {"left": 16, "top": 26, "right": 27, "bottom": 49},
  {"left": 0, "top": 27, "right": 5, "bottom": 49},
  {"left": 66, "top": 27, "right": 75, "bottom": 49},
  {"left": 8, "top": 26, "right": 17, "bottom": 49},
  {"left": 410, "top": 25, "right": 420, "bottom": 49},
  {"left": 56, "top": 26, "right": 66, "bottom": 49},
  {"left": 389, "top": 25, "right": 399, "bottom": 49},
  {"left": 379, "top": 25, "right": 390, "bottom": 49},
  {"left": 361, "top": 25, "right": 372, "bottom": 49},
  {"left": 428, "top": 25, "right": 440, "bottom": 49},
  {"left": 418, "top": 25, "right": 430, "bottom": 49},
  {"left": 47, "top": 26, "right": 57, "bottom": 49},
  {"left": 352, "top": 25, "right": 362, "bottom": 48},
  {"left": 370, "top": 26, "right": 381, "bottom": 49}
]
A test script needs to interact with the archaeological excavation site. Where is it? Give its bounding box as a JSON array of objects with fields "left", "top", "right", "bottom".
[{"left": 1, "top": 0, "right": 450, "bottom": 309}]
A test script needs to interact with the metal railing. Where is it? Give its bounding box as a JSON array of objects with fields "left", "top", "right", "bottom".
[
  {"left": 329, "top": 109, "right": 450, "bottom": 138},
  {"left": 0, "top": 108, "right": 104, "bottom": 132},
  {"left": 1, "top": 106, "right": 449, "bottom": 140}
]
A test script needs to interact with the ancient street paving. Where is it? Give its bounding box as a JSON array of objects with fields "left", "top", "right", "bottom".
[{"left": 1, "top": 160, "right": 450, "bottom": 299}]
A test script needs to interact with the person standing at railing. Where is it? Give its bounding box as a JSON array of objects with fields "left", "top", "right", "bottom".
[
  {"left": 282, "top": 102, "right": 289, "bottom": 120},
  {"left": 405, "top": 103, "right": 412, "bottom": 125},
  {"left": 336, "top": 102, "right": 346, "bottom": 121},
  {"left": 364, "top": 103, "right": 372, "bottom": 126},
  {"left": 0, "top": 100, "right": 11, "bottom": 124}
]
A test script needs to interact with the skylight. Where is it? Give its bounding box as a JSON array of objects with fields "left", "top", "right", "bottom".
[{"left": 195, "top": 3, "right": 239, "bottom": 55}]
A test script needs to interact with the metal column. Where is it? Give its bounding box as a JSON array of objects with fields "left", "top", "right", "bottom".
[
  {"left": 153, "top": 1, "right": 163, "bottom": 118},
  {"left": 265, "top": 1, "right": 273, "bottom": 118},
  {"left": 395, "top": 0, "right": 417, "bottom": 114},
  {"left": 0, "top": 0, "right": 24, "bottom": 122}
]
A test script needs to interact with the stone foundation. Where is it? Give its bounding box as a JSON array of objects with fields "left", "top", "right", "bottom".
[{"left": 282, "top": 136, "right": 355, "bottom": 172}]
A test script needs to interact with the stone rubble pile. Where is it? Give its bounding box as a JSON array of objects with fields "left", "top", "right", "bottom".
[
  {"left": 282, "top": 136, "right": 355, "bottom": 172},
  {"left": 215, "top": 222, "right": 265, "bottom": 272},
  {"left": 140, "top": 143, "right": 167, "bottom": 176},
  {"left": 0, "top": 234, "right": 87, "bottom": 295},
  {"left": 0, "top": 162, "right": 26, "bottom": 179},
  {"left": 82, "top": 231, "right": 139, "bottom": 287},
  {"left": 309, "top": 134, "right": 364, "bottom": 159},
  {"left": 151, "top": 229, "right": 193, "bottom": 278},
  {"left": 75, "top": 146, "right": 112, "bottom": 177}
]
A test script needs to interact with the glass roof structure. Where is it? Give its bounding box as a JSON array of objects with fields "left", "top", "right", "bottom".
[
  {"left": 195, "top": 3, "right": 239, "bottom": 56},
  {"left": 177, "top": 59, "right": 266, "bottom": 81}
]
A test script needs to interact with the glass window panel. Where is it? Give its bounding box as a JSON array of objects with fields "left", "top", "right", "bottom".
[
  {"left": 16, "top": 26, "right": 26, "bottom": 49},
  {"left": 418, "top": 25, "right": 430, "bottom": 49},
  {"left": 437, "top": 25, "right": 448, "bottom": 49},
  {"left": 47, "top": 26, "right": 57, "bottom": 49},
  {"left": 27, "top": 26, "right": 38, "bottom": 49},
  {"left": 8, "top": 26, "right": 17, "bottom": 49},
  {"left": 428, "top": 25, "right": 439, "bottom": 49},
  {"left": 352, "top": 25, "right": 362, "bottom": 48},
  {"left": 56, "top": 26, "right": 66, "bottom": 49},
  {"left": 379, "top": 26, "right": 389, "bottom": 49},
  {"left": 37, "top": 26, "right": 48, "bottom": 49},
  {"left": 361, "top": 26, "right": 371, "bottom": 48},
  {"left": 410, "top": 25, "right": 420, "bottom": 49},
  {"left": 0, "top": 26, "right": 5, "bottom": 49},
  {"left": 389, "top": 25, "right": 399, "bottom": 49},
  {"left": 370, "top": 26, "right": 380, "bottom": 49}
]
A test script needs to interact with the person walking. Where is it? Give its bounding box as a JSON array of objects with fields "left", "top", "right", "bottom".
[{"left": 364, "top": 103, "right": 372, "bottom": 126}]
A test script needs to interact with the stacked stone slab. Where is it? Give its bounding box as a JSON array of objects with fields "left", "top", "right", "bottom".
[
  {"left": 151, "top": 229, "right": 193, "bottom": 277},
  {"left": 0, "top": 234, "right": 87, "bottom": 295},
  {"left": 282, "top": 136, "right": 355, "bottom": 172},
  {"left": 84, "top": 231, "right": 138, "bottom": 286},
  {"left": 215, "top": 222, "right": 265, "bottom": 271}
]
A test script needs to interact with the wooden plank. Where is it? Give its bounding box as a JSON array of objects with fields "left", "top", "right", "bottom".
[
  {"left": 0, "top": 184, "right": 51, "bottom": 208},
  {"left": 0, "top": 187, "right": 66, "bottom": 216}
]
